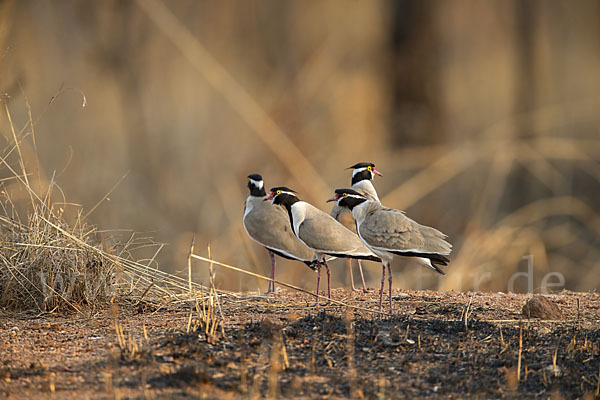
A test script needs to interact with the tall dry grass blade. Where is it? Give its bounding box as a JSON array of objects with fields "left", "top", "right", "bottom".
[
  {"left": 517, "top": 326, "right": 523, "bottom": 382},
  {"left": 84, "top": 172, "right": 129, "bottom": 219},
  {"left": 187, "top": 235, "right": 195, "bottom": 298},
  {"left": 3, "top": 103, "right": 31, "bottom": 191}
]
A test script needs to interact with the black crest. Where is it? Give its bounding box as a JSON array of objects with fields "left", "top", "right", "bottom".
[{"left": 347, "top": 162, "right": 375, "bottom": 170}]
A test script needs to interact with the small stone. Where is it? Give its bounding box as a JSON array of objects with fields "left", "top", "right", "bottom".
[
  {"left": 521, "top": 295, "right": 562, "bottom": 319},
  {"left": 545, "top": 364, "right": 562, "bottom": 377}
]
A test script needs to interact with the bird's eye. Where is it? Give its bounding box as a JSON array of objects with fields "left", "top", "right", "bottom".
[
  {"left": 276, "top": 190, "right": 281, "bottom": 195},
  {"left": 367, "top": 166, "right": 372, "bottom": 171},
  {"left": 343, "top": 193, "right": 348, "bottom": 197}
]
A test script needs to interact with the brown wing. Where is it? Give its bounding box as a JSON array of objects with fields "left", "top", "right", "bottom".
[
  {"left": 244, "top": 200, "right": 314, "bottom": 261},
  {"left": 330, "top": 204, "right": 358, "bottom": 233},
  {"left": 298, "top": 210, "right": 372, "bottom": 256},
  {"left": 359, "top": 208, "right": 451, "bottom": 255}
]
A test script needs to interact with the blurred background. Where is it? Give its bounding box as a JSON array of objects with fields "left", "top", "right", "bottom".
[{"left": 1, "top": 0, "right": 599, "bottom": 293}]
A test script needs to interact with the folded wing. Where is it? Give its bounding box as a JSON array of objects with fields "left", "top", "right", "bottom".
[
  {"left": 244, "top": 201, "right": 315, "bottom": 261},
  {"left": 359, "top": 207, "right": 452, "bottom": 256},
  {"left": 299, "top": 212, "right": 377, "bottom": 260}
]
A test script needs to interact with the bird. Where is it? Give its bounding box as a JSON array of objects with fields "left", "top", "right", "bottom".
[
  {"left": 266, "top": 187, "right": 379, "bottom": 306},
  {"left": 243, "top": 174, "right": 316, "bottom": 293},
  {"left": 329, "top": 162, "right": 382, "bottom": 292},
  {"left": 328, "top": 188, "right": 452, "bottom": 314}
]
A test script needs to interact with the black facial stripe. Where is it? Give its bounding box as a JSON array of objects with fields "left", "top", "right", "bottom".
[
  {"left": 271, "top": 192, "right": 300, "bottom": 234},
  {"left": 334, "top": 188, "right": 362, "bottom": 196},
  {"left": 338, "top": 194, "right": 367, "bottom": 210},
  {"left": 351, "top": 169, "right": 373, "bottom": 185}
]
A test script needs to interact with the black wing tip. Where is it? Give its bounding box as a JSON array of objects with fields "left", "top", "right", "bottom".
[
  {"left": 390, "top": 251, "right": 450, "bottom": 272},
  {"left": 324, "top": 252, "right": 380, "bottom": 262},
  {"left": 268, "top": 248, "right": 316, "bottom": 268},
  {"left": 362, "top": 255, "right": 381, "bottom": 262},
  {"left": 432, "top": 254, "right": 450, "bottom": 266},
  {"left": 430, "top": 263, "right": 446, "bottom": 275},
  {"left": 428, "top": 254, "right": 449, "bottom": 275},
  {"left": 304, "top": 260, "right": 318, "bottom": 270}
]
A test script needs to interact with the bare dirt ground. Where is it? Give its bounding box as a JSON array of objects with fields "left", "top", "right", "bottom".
[{"left": 1, "top": 289, "right": 599, "bottom": 399}]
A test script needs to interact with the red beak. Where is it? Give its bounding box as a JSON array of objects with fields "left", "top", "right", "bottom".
[
  {"left": 266, "top": 192, "right": 275, "bottom": 200},
  {"left": 326, "top": 194, "right": 339, "bottom": 203},
  {"left": 373, "top": 169, "right": 382, "bottom": 177}
]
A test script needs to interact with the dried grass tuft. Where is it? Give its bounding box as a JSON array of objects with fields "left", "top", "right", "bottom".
[
  {"left": 0, "top": 202, "right": 114, "bottom": 312},
  {"left": 0, "top": 102, "right": 120, "bottom": 312}
]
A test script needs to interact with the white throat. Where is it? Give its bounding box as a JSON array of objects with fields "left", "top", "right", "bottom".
[
  {"left": 290, "top": 202, "right": 308, "bottom": 238},
  {"left": 350, "top": 200, "right": 371, "bottom": 225},
  {"left": 352, "top": 180, "right": 380, "bottom": 202},
  {"left": 250, "top": 179, "right": 264, "bottom": 190}
]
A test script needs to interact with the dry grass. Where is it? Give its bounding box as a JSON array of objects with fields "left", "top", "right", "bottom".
[
  {"left": 0, "top": 100, "right": 207, "bottom": 313},
  {"left": 0, "top": 102, "right": 117, "bottom": 312},
  {"left": 0, "top": 203, "right": 113, "bottom": 312},
  {"left": 2, "top": 1, "right": 600, "bottom": 295}
]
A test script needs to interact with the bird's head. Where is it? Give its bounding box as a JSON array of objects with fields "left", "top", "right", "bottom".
[
  {"left": 347, "top": 162, "right": 382, "bottom": 185},
  {"left": 266, "top": 187, "right": 299, "bottom": 208},
  {"left": 247, "top": 174, "right": 266, "bottom": 197},
  {"left": 327, "top": 188, "right": 367, "bottom": 210}
]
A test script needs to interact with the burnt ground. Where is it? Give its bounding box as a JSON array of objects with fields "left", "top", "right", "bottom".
[{"left": 1, "top": 289, "right": 599, "bottom": 399}]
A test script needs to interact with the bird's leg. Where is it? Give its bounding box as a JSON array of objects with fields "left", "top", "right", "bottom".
[
  {"left": 357, "top": 260, "right": 373, "bottom": 293},
  {"left": 379, "top": 262, "right": 386, "bottom": 314},
  {"left": 266, "top": 250, "right": 276, "bottom": 294},
  {"left": 387, "top": 262, "right": 393, "bottom": 314},
  {"left": 309, "top": 260, "right": 322, "bottom": 308},
  {"left": 321, "top": 259, "right": 332, "bottom": 306},
  {"left": 347, "top": 258, "right": 359, "bottom": 292}
]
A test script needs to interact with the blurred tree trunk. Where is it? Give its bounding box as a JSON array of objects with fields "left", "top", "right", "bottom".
[{"left": 389, "top": 1, "right": 441, "bottom": 146}]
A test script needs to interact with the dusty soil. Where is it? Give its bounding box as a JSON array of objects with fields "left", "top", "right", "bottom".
[{"left": 1, "top": 289, "right": 599, "bottom": 399}]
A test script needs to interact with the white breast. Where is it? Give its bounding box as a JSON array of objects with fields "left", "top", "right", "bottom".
[
  {"left": 290, "top": 202, "right": 308, "bottom": 238},
  {"left": 350, "top": 200, "right": 369, "bottom": 224},
  {"left": 243, "top": 196, "right": 256, "bottom": 218},
  {"left": 352, "top": 180, "right": 380, "bottom": 202}
]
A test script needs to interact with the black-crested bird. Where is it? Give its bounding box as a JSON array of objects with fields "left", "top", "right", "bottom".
[
  {"left": 243, "top": 174, "right": 316, "bottom": 293},
  {"left": 329, "top": 189, "right": 451, "bottom": 314},
  {"left": 329, "top": 162, "right": 382, "bottom": 292},
  {"left": 266, "top": 187, "right": 379, "bottom": 305}
]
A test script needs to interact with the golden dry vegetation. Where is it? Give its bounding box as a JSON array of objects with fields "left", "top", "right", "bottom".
[{"left": 1, "top": 0, "right": 599, "bottom": 296}]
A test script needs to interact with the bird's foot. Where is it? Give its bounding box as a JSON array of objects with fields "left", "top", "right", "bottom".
[
  {"left": 265, "top": 285, "right": 279, "bottom": 295},
  {"left": 308, "top": 296, "right": 320, "bottom": 307}
]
